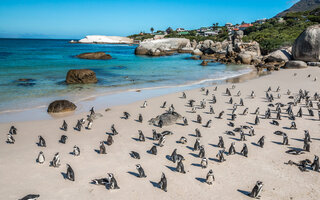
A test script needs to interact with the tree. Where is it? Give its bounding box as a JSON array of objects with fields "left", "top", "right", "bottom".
[
  {"left": 150, "top": 27, "right": 154, "bottom": 34},
  {"left": 166, "top": 27, "right": 173, "bottom": 34}
]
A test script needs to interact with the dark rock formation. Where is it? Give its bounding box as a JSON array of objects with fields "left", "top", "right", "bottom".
[
  {"left": 76, "top": 52, "right": 112, "bottom": 60},
  {"left": 47, "top": 100, "right": 77, "bottom": 113},
  {"left": 276, "top": 0, "right": 320, "bottom": 17},
  {"left": 66, "top": 69, "right": 98, "bottom": 84}
]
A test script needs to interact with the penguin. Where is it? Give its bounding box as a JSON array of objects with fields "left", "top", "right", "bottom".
[
  {"left": 199, "top": 145, "right": 205, "bottom": 158},
  {"left": 19, "top": 194, "right": 40, "bottom": 200},
  {"left": 228, "top": 122, "right": 235, "bottom": 127},
  {"left": 179, "top": 136, "right": 187, "bottom": 144},
  {"left": 158, "top": 135, "right": 165, "bottom": 147},
  {"left": 89, "top": 106, "right": 95, "bottom": 116},
  {"left": 209, "top": 106, "right": 215, "bottom": 114},
  {"left": 206, "top": 169, "right": 215, "bottom": 185},
  {"left": 75, "top": 120, "right": 83, "bottom": 131},
  {"left": 205, "top": 89, "right": 209, "bottom": 96},
  {"left": 176, "top": 157, "right": 186, "bottom": 174},
  {"left": 170, "top": 149, "right": 178, "bottom": 163},
  {"left": 197, "top": 115, "right": 202, "bottom": 124},
  {"left": 254, "top": 107, "right": 260, "bottom": 115},
  {"left": 304, "top": 130, "right": 311, "bottom": 143},
  {"left": 229, "top": 97, "right": 233, "bottom": 104},
  {"left": 311, "top": 155, "right": 319, "bottom": 172},
  {"left": 138, "top": 130, "right": 145, "bottom": 142},
  {"left": 107, "top": 173, "right": 120, "bottom": 189},
  {"left": 138, "top": 114, "right": 143, "bottom": 123},
  {"left": 240, "top": 143, "right": 248, "bottom": 157},
  {"left": 228, "top": 142, "right": 236, "bottom": 155},
  {"left": 86, "top": 119, "right": 93, "bottom": 130},
  {"left": 73, "top": 145, "right": 80, "bottom": 156},
  {"left": 6, "top": 134, "right": 15, "bottom": 144},
  {"left": 37, "top": 151, "right": 45, "bottom": 164},
  {"left": 189, "top": 99, "right": 195, "bottom": 107},
  {"left": 282, "top": 133, "right": 289, "bottom": 145},
  {"left": 130, "top": 151, "right": 140, "bottom": 159},
  {"left": 111, "top": 124, "right": 118, "bottom": 135},
  {"left": 123, "top": 112, "right": 130, "bottom": 119},
  {"left": 297, "top": 107, "right": 303, "bottom": 117},
  {"left": 308, "top": 108, "right": 314, "bottom": 116},
  {"left": 195, "top": 128, "right": 202, "bottom": 137},
  {"left": 231, "top": 114, "right": 237, "bottom": 121},
  {"left": 276, "top": 86, "right": 280, "bottom": 92},
  {"left": 161, "top": 101, "right": 167, "bottom": 108},
  {"left": 213, "top": 86, "right": 217, "bottom": 91},
  {"left": 242, "top": 108, "right": 248, "bottom": 116},
  {"left": 201, "top": 157, "right": 208, "bottom": 169},
  {"left": 149, "top": 145, "right": 157, "bottom": 155},
  {"left": 182, "top": 92, "right": 187, "bottom": 99},
  {"left": 237, "top": 91, "right": 241, "bottom": 97},
  {"left": 61, "top": 120, "right": 68, "bottom": 131},
  {"left": 136, "top": 164, "right": 147, "bottom": 178},
  {"left": 59, "top": 135, "right": 68, "bottom": 144},
  {"left": 226, "top": 88, "right": 231, "bottom": 96},
  {"left": 152, "top": 129, "right": 160, "bottom": 140},
  {"left": 267, "top": 86, "right": 271, "bottom": 92},
  {"left": 106, "top": 135, "right": 114, "bottom": 145},
  {"left": 158, "top": 172, "right": 167, "bottom": 192},
  {"left": 50, "top": 152, "right": 60, "bottom": 167},
  {"left": 142, "top": 101, "right": 147, "bottom": 108},
  {"left": 249, "top": 181, "right": 263, "bottom": 199},
  {"left": 38, "top": 136, "right": 46, "bottom": 147},
  {"left": 216, "top": 149, "right": 226, "bottom": 162},
  {"left": 248, "top": 126, "right": 255, "bottom": 136},
  {"left": 290, "top": 121, "right": 297, "bottom": 130},
  {"left": 66, "top": 164, "right": 75, "bottom": 181},
  {"left": 9, "top": 126, "right": 17, "bottom": 135},
  {"left": 250, "top": 91, "right": 255, "bottom": 99},
  {"left": 92, "top": 178, "right": 108, "bottom": 185},
  {"left": 191, "top": 107, "right": 197, "bottom": 113},
  {"left": 100, "top": 141, "right": 106, "bottom": 154},
  {"left": 194, "top": 138, "right": 200, "bottom": 151},
  {"left": 158, "top": 119, "right": 163, "bottom": 128},
  {"left": 303, "top": 139, "right": 310, "bottom": 152},
  {"left": 218, "top": 136, "right": 224, "bottom": 148},
  {"left": 271, "top": 120, "right": 279, "bottom": 126},
  {"left": 257, "top": 136, "right": 265, "bottom": 148},
  {"left": 254, "top": 115, "right": 260, "bottom": 125},
  {"left": 217, "top": 111, "right": 224, "bottom": 119},
  {"left": 204, "top": 120, "right": 212, "bottom": 128},
  {"left": 240, "top": 131, "right": 246, "bottom": 141},
  {"left": 212, "top": 95, "right": 217, "bottom": 104},
  {"left": 183, "top": 117, "right": 188, "bottom": 126}
]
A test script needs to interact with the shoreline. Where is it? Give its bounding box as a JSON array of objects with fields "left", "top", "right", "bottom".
[{"left": 0, "top": 66, "right": 256, "bottom": 123}]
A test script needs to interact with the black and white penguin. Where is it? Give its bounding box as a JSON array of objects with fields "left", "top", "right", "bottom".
[
  {"left": 282, "top": 133, "right": 289, "bottom": 145},
  {"left": 38, "top": 136, "right": 46, "bottom": 147},
  {"left": 204, "top": 120, "right": 212, "bottom": 128},
  {"left": 136, "top": 164, "right": 147, "bottom": 178},
  {"left": 303, "top": 138, "right": 310, "bottom": 152},
  {"left": 149, "top": 145, "right": 157, "bottom": 155},
  {"left": 250, "top": 91, "right": 255, "bottom": 99},
  {"left": 73, "top": 145, "right": 80, "bottom": 156},
  {"left": 138, "top": 130, "right": 145, "bottom": 142},
  {"left": 158, "top": 135, "right": 165, "bottom": 147},
  {"left": 216, "top": 149, "right": 226, "bottom": 162},
  {"left": 161, "top": 101, "right": 167, "bottom": 108},
  {"left": 152, "top": 129, "right": 160, "bottom": 140},
  {"left": 37, "top": 151, "right": 45, "bottom": 164},
  {"left": 111, "top": 124, "right": 118, "bottom": 135},
  {"left": 106, "top": 135, "right": 114, "bottom": 146},
  {"left": 66, "top": 164, "right": 75, "bottom": 181},
  {"left": 195, "top": 128, "right": 202, "bottom": 137},
  {"left": 86, "top": 119, "right": 93, "bottom": 130},
  {"left": 229, "top": 97, "right": 233, "bottom": 104},
  {"left": 179, "top": 136, "right": 187, "bottom": 144},
  {"left": 59, "top": 135, "right": 68, "bottom": 144},
  {"left": 158, "top": 119, "right": 163, "bottom": 128},
  {"left": 130, "top": 151, "right": 140, "bottom": 159},
  {"left": 240, "top": 98, "right": 244, "bottom": 106},
  {"left": 257, "top": 136, "right": 265, "bottom": 148},
  {"left": 242, "top": 108, "right": 248, "bottom": 115},
  {"left": 9, "top": 126, "right": 17, "bottom": 135},
  {"left": 218, "top": 136, "right": 224, "bottom": 148},
  {"left": 271, "top": 120, "right": 279, "bottom": 126},
  {"left": 240, "top": 143, "right": 248, "bottom": 157},
  {"left": 6, "top": 134, "right": 15, "bottom": 144},
  {"left": 89, "top": 107, "right": 95, "bottom": 116},
  {"left": 311, "top": 155, "right": 319, "bottom": 172},
  {"left": 107, "top": 173, "right": 120, "bottom": 189},
  {"left": 176, "top": 157, "right": 186, "bottom": 174},
  {"left": 19, "top": 194, "right": 40, "bottom": 200},
  {"left": 248, "top": 126, "right": 255, "bottom": 136},
  {"left": 240, "top": 131, "right": 246, "bottom": 141},
  {"left": 228, "top": 142, "right": 236, "bottom": 155},
  {"left": 209, "top": 106, "right": 215, "bottom": 114},
  {"left": 196, "top": 115, "right": 202, "bottom": 124},
  {"left": 217, "top": 111, "right": 224, "bottom": 119},
  {"left": 100, "top": 141, "right": 106, "bottom": 154},
  {"left": 201, "top": 157, "right": 208, "bottom": 169},
  {"left": 249, "top": 181, "right": 263, "bottom": 199},
  {"left": 183, "top": 117, "right": 188, "bottom": 126},
  {"left": 61, "top": 120, "right": 68, "bottom": 131},
  {"left": 237, "top": 90, "right": 241, "bottom": 97},
  {"left": 171, "top": 149, "right": 178, "bottom": 163},
  {"left": 254, "top": 115, "right": 260, "bottom": 125},
  {"left": 158, "top": 172, "right": 167, "bottom": 192},
  {"left": 199, "top": 145, "right": 205, "bottom": 158},
  {"left": 304, "top": 130, "right": 311, "bottom": 142},
  {"left": 206, "top": 169, "right": 215, "bottom": 185},
  {"left": 142, "top": 101, "right": 147, "bottom": 108},
  {"left": 290, "top": 121, "right": 297, "bottom": 130},
  {"left": 50, "top": 152, "right": 60, "bottom": 167},
  {"left": 123, "top": 112, "right": 131, "bottom": 119},
  {"left": 194, "top": 138, "right": 200, "bottom": 151},
  {"left": 138, "top": 114, "right": 143, "bottom": 123},
  {"left": 74, "top": 120, "right": 83, "bottom": 131}
]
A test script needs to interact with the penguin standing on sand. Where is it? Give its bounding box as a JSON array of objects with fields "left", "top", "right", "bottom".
[
  {"left": 257, "top": 136, "right": 265, "bottom": 148},
  {"left": 149, "top": 145, "right": 157, "bottom": 155},
  {"left": 90, "top": 107, "right": 95, "bottom": 116},
  {"left": 254, "top": 115, "right": 260, "bottom": 125},
  {"left": 110, "top": 124, "right": 118, "bottom": 135},
  {"left": 249, "top": 181, "right": 263, "bottom": 199},
  {"left": 107, "top": 173, "right": 120, "bottom": 189},
  {"left": 86, "top": 118, "right": 93, "bottom": 130},
  {"left": 158, "top": 173, "right": 167, "bottom": 192},
  {"left": 50, "top": 152, "right": 60, "bottom": 167},
  {"left": 183, "top": 117, "right": 188, "bottom": 126},
  {"left": 123, "top": 112, "right": 130, "bottom": 119},
  {"left": 204, "top": 120, "right": 212, "bottom": 128},
  {"left": 171, "top": 149, "right": 178, "bottom": 163},
  {"left": 179, "top": 136, "right": 187, "bottom": 144},
  {"left": 142, "top": 101, "right": 147, "bottom": 108},
  {"left": 209, "top": 106, "right": 215, "bottom": 114},
  {"left": 218, "top": 136, "right": 224, "bottom": 148},
  {"left": 66, "top": 164, "right": 75, "bottom": 181},
  {"left": 158, "top": 135, "right": 165, "bottom": 147},
  {"left": 38, "top": 136, "right": 46, "bottom": 147},
  {"left": 100, "top": 141, "right": 106, "bottom": 154},
  {"left": 6, "top": 134, "right": 15, "bottom": 144},
  {"left": 240, "top": 143, "right": 248, "bottom": 157},
  {"left": 176, "top": 157, "right": 186, "bottom": 174},
  {"left": 73, "top": 145, "right": 80, "bottom": 156},
  {"left": 161, "top": 101, "right": 167, "bottom": 108},
  {"left": 194, "top": 138, "right": 200, "bottom": 151},
  {"left": 206, "top": 169, "right": 215, "bottom": 185},
  {"left": 228, "top": 142, "right": 236, "bottom": 155},
  {"left": 201, "top": 157, "right": 208, "bottom": 169},
  {"left": 195, "top": 128, "right": 202, "bottom": 137},
  {"left": 182, "top": 92, "right": 186, "bottom": 99},
  {"left": 282, "top": 133, "right": 289, "bottom": 145},
  {"left": 303, "top": 138, "right": 310, "bottom": 152},
  {"left": 311, "top": 155, "right": 319, "bottom": 172},
  {"left": 138, "top": 130, "right": 145, "bottom": 142},
  {"left": 106, "top": 135, "right": 114, "bottom": 145},
  {"left": 199, "top": 145, "right": 205, "bottom": 158},
  {"left": 136, "top": 164, "right": 147, "bottom": 178},
  {"left": 59, "top": 135, "right": 68, "bottom": 144},
  {"left": 197, "top": 115, "right": 202, "bottom": 124},
  {"left": 138, "top": 114, "right": 143, "bottom": 123},
  {"left": 9, "top": 126, "right": 17, "bottom": 135},
  {"left": 61, "top": 120, "right": 68, "bottom": 131},
  {"left": 37, "top": 151, "right": 45, "bottom": 164},
  {"left": 75, "top": 120, "right": 83, "bottom": 131},
  {"left": 216, "top": 149, "right": 226, "bottom": 162}
]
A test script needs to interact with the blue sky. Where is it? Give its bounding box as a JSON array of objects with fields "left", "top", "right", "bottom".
[{"left": 0, "top": 0, "right": 296, "bottom": 39}]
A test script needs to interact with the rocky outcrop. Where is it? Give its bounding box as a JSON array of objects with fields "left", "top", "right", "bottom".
[
  {"left": 148, "top": 112, "right": 182, "bottom": 126},
  {"left": 78, "top": 35, "right": 133, "bottom": 44},
  {"left": 284, "top": 60, "right": 308, "bottom": 69},
  {"left": 47, "top": 100, "right": 77, "bottom": 113},
  {"left": 192, "top": 49, "right": 203, "bottom": 56},
  {"left": 266, "top": 49, "right": 292, "bottom": 62},
  {"left": 66, "top": 69, "right": 98, "bottom": 84},
  {"left": 135, "top": 38, "right": 190, "bottom": 56},
  {"left": 292, "top": 24, "right": 320, "bottom": 62},
  {"left": 76, "top": 52, "right": 112, "bottom": 60},
  {"left": 238, "top": 52, "right": 253, "bottom": 65}
]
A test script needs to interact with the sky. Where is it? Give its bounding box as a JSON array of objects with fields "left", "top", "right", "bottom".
[{"left": 0, "top": 0, "right": 297, "bottom": 39}]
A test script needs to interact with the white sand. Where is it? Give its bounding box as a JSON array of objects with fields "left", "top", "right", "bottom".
[{"left": 0, "top": 68, "right": 319, "bottom": 200}]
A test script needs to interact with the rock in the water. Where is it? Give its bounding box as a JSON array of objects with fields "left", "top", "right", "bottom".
[
  {"left": 284, "top": 60, "right": 308, "bottom": 69},
  {"left": 135, "top": 38, "right": 190, "bottom": 56},
  {"left": 66, "top": 69, "right": 98, "bottom": 84},
  {"left": 76, "top": 52, "right": 112, "bottom": 60},
  {"left": 148, "top": 112, "right": 182, "bottom": 126},
  {"left": 266, "top": 49, "right": 292, "bottom": 62},
  {"left": 192, "top": 49, "right": 203, "bottom": 56},
  {"left": 47, "top": 100, "right": 76, "bottom": 113},
  {"left": 292, "top": 24, "right": 320, "bottom": 62},
  {"left": 201, "top": 61, "right": 208, "bottom": 66}
]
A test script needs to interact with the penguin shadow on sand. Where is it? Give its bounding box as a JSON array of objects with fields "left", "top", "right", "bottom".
[
  {"left": 208, "top": 143, "right": 219, "bottom": 148},
  {"left": 191, "top": 163, "right": 202, "bottom": 167},
  {"left": 145, "top": 136, "right": 154, "bottom": 141},
  {"left": 246, "top": 122, "right": 256, "bottom": 126},
  {"left": 208, "top": 157, "right": 221, "bottom": 163},
  {"left": 251, "top": 142, "right": 260, "bottom": 147},
  {"left": 237, "top": 189, "right": 251, "bottom": 197},
  {"left": 189, "top": 152, "right": 199, "bottom": 158},
  {"left": 165, "top": 155, "right": 172, "bottom": 161},
  {"left": 271, "top": 141, "right": 284, "bottom": 145},
  {"left": 185, "top": 146, "right": 194, "bottom": 151},
  {"left": 188, "top": 133, "right": 197, "bottom": 137},
  {"left": 229, "top": 137, "right": 241, "bottom": 142},
  {"left": 94, "top": 149, "right": 101, "bottom": 154},
  {"left": 150, "top": 181, "right": 160, "bottom": 189},
  {"left": 195, "top": 177, "right": 206, "bottom": 183},
  {"left": 311, "top": 137, "right": 320, "bottom": 141},
  {"left": 61, "top": 172, "right": 68, "bottom": 180},
  {"left": 131, "top": 137, "right": 140, "bottom": 142},
  {"left": 291, "top": 138, "right": 304, "bottom": 142},
  {"left": 165, "top": 165, "right": 177, "bottom": 172},
  {"left": 127, "top": 171, "right": 139, "bottom": 177}
]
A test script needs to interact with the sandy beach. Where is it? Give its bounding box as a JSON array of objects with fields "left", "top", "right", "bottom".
[{"left": 1, "top": 67, "right": 319, "bottom": 200}]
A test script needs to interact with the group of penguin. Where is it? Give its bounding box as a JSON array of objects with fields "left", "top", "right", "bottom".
[{"left": 7, "top": 73, "right": 320, "bottom": 200}]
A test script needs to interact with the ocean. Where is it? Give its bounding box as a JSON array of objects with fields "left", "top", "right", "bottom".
[{"left": 0, "top": 38, "right": 252, "bottom": 118}]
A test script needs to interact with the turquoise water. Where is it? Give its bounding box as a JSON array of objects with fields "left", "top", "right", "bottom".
[{"left": 0, "top": 38, "right": 251, "bottom": 113}]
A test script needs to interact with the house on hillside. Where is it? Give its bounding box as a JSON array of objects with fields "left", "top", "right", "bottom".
[
  {"left": 239, "top": 23, "right": 253, "bottom": 31},
  {"left": 176, "top": 28, "right": 185, "bottom": 32},
  {"left": 178, "top": 31, "right": 190, "bottom": 36},
  {"left": 255, "top": 18, "right": 267, "bottom": 24}
]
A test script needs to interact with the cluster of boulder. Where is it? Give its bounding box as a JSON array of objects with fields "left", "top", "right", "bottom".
[{"left": 134, "top": 24, "right": 320, "bottom": 70}]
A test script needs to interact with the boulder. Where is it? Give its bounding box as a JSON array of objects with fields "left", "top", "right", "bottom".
[
  {"left": 148, "top": 112, "right": 182, "bottom": 126},
  {"left": 266, "top": 49, "right": 292, "bottom": 62},
  {"left": 47, "top": 100, "right": 76, "bottom": 113},
  {"left": 66, "top": 69, "right": 98, "bottom": 84},
  {"left": 178, "top": 47, "right": 194, "bottom": 53},
  {"left": 76, "top": 52, "right": 112, "bottom": 60},
  {"left": 135, "top": 38, "right": 190, "bottom": 56},
  {"left": 192, "top": 49, "right": 203, "bottom": 56},
  {"left": 238, "top": 52, "right": 252, "bottom": 64},
  {"left": 292, "top": 24, "right": 320, "bottom": 62},
  {"left": 284, "top": 60, "right": 308, "bottom": 69},
  {"left": 201, "top": 61, "right": 208, "bottom": 66}
]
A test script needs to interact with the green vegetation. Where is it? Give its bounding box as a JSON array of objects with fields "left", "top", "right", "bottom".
[
  {"left": 243, "top": 8, "right": 320, "bottom": 54},
  {"left": 127, "top": 33, "right": 154, "bottom": 41}
]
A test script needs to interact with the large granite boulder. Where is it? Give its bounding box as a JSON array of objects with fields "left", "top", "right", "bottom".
[
  {"left": 192, "top": 49, "right": 203, "bottom": 56},
  {"left": 66, "top": 69, "right": 98, "bottom": 84},
  {"left": 135, "top": 38, "right": 190, "bottom": 56},
  {"left": 238, "top": 52, "right": 252, "bottom": 64},
  {"left": 47, "top": 100, "right": 76, "bottom": 113},
  {"left": 292, "top": 25, "right": 320, "bottom": 62},
  {"left": 76, "top": 52, "right": 112, "bottom": 60},
  {"left": 284, "top": 60, "right": 308, "bottom": 69},
  {"left": 148, "top": 112, "right": 182, "bottom": 126},
  {"left": 266, "top": 49, "right": 292, "bottom": 62}
]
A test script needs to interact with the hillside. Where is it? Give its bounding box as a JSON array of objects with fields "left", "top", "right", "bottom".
[{"left": 276, "top": 0, "right": 320, "bottom": 17}]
